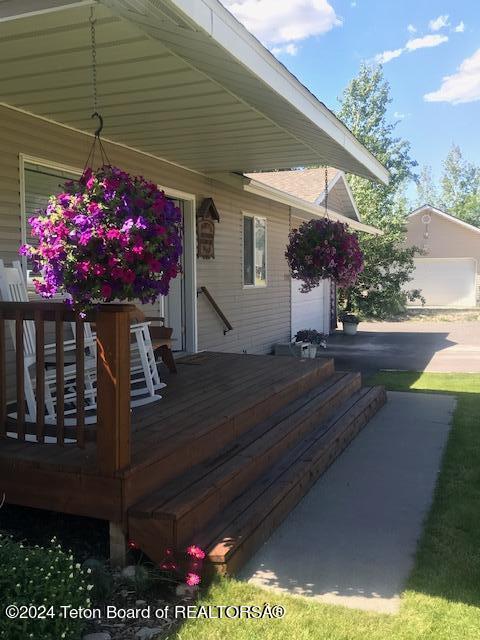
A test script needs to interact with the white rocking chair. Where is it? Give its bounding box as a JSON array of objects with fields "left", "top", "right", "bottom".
[
  {"left": 10, "top": 261, "right": 165, "bottom": 413},
  {"left": 0, "top": 260, "right": 98, "bottom": 429}
]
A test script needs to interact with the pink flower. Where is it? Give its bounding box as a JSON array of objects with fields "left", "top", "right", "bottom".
[
  {"left": 93, "top": 264, "right": 106, "bottom": 276},
  {"left": 106, "top": 229, "right": 121, "bottom": 240},
  {"left": 186, "top": 545, "right": 206, "bottom": 560},
  {"left": 101, "top": 283, "right": 112, "bottom": 298},
  {"left": 76, "top": 261, "right": 90, "bottom": 277},
  {"left": 185, "top": 572, "right": 201, "bottom": 586}
]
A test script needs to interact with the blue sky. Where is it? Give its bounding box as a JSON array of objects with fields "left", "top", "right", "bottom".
[{"left": 222, "top": 1, "right": 480, "bottom": 192}]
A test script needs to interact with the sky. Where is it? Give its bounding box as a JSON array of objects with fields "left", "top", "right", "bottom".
[{"left": 220, "top": 1, "right": 480, "bottom": 195}]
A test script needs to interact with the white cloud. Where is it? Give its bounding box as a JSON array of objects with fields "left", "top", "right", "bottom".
[
  {"left": 407, "top": 24, "right": 417, "bottom": 34},
  {"left": 375, "top": 33, "right": 448, "bottom": 65},
  {"left": 424, "top": 48, "right": 480, "bottom": 104},
  {"left": 351, "top": 1, "right": 357, "bottom": 7},
  {"left": 271, "top": 43, "right": 299, "bottom": 56},
  {"left": 394, "top": 111, "right": 405, "bottom": 119},
  {"left": 454, "top": 21, "right": 465, "bottom": 33},
  {"left": 221, "top": 0, "right": 342, "bottom": 45},
  {"left": 406, "top": 34, "right": 448, "bottom": 51},
  {"left": 429, "top": 14, "right": 450, "bottom": 31},
  {"left": 375, "top": 48, "right": 403, "bottom": 64}
]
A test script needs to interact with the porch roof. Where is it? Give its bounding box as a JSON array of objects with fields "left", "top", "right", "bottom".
[{"left": 0, "top": 0, "right": 389, "bottom": 183}]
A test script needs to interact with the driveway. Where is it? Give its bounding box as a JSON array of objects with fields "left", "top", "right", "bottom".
[{"left": 324, "top": 321, "right": 480, "bottom": 376}]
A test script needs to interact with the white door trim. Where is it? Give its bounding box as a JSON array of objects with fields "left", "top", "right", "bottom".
[{"left": 159, "top": 184, "right": 198, "bottom": 353}]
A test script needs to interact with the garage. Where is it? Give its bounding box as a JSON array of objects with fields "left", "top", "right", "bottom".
[
  {"left": 409, "top": 258, "right": 477, "bottom": 307},
  {"left": 291, "top": 277, "right": 331, "bottom": 338}
]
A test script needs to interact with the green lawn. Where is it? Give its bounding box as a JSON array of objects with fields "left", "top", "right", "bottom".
[{"left": 169, "top": 372, "right": 480, "bottom": 640}]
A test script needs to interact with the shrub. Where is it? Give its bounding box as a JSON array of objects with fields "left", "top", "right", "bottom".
[{"left": 0, "top": 535, "right": 93, "bottom": 640}]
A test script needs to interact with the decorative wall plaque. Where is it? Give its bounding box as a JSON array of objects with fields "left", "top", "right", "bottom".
[{"left": 196, "top": 198, "right": 220, "bottom": 259}]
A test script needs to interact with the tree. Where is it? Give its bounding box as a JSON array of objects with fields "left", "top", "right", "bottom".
[
  {"left": 440, "top": 144, "right": 480, "bottom": 226},
  {"left": 415, "top": 165, "right": 440, "bottom": 209},
  {"left": 336, "top": 64, "right": 423, "bottom": 318}
]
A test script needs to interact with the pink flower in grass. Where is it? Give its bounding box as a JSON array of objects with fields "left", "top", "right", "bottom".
[
  {"left": 185, "top": 573, "right": 201, "bottom": 587},
  {"left": 186, "top": 545, "right": 205, "bottom": 560}
]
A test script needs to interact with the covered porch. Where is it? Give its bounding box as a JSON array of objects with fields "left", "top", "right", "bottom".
[{"left": 0, "top": 303, "right": 385, "bottom": 573}]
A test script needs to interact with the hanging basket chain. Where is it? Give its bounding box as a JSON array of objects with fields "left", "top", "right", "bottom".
[
  {"left": 83, "top": 6, "right": 111, "bottom": 173},
  {"left": 324, "top": 166, "right": 329, "bottom": 219},
  {"left": 90, "top": 7, "right": 98, "bottom": 114}
]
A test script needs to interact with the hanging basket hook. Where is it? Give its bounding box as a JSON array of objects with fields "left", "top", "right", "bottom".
[{"left": 91, "top": 111, "right": 103, "bottom": 138}]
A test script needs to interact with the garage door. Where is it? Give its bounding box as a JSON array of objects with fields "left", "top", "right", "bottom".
[
  {"left": 408, "top": 258, "right": 477, "bottom": 307},
  {"left": 291, "top": 277, "right": 330, "bottom": 338}
]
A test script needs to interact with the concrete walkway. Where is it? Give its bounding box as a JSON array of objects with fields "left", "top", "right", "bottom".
[{"left": 240, "top": 391, "right": 455, "bottom": 614}]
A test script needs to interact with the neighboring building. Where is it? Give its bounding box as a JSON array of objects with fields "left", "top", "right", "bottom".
[
  {"left": 247, "top": 168, "right": 365, "bottom": 337},
  {"left": 406, "top": 205, "right": 480, "bottom": 308},
  {"left": 0, "top": 0, "right": 385, "bottom": 356}
]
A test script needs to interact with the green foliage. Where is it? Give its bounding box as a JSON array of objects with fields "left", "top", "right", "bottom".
[
  {"left": 336, "top": 64, "right": 422, "bottom": 318},
  {"left": 415, "top": 145, "right": 480, "bottom": 227},
  {"left": 415, "top": 165, "right": 439, "bottom": 209},
  {"left": 0, "top": 535, "right": 92, "bottom": 640},
  {"left": 337, "top": 64, "right": 417, "bottom": 228},
  {"left": 82, "top": 558, "right": 114, "bottom": 603},
  {"left": 339, "top": 231, "right": 423, "bottom": 318}
]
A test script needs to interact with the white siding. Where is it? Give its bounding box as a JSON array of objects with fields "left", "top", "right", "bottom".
[{"left": 0, "top": 105, "right": 292, "bottom": 356}]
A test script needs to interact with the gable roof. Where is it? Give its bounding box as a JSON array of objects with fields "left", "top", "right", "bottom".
[
  {"left": 409, "top": 205, "right": 480, "bottom": 236},
  {"left": 246, "top": 168, "right": 361, "bottom": 220}
]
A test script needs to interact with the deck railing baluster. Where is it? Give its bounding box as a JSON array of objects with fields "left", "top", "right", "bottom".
[
  {"left": 15, "top": 310, "right": 25, "bottom": 440},
  {"left": 75, "top": 314, "right": 85, "bottom": 448},
  {"left": 34, "top": 310, "right": 45, "bottom": 443},
  {"left": 0, "top": 312, "right": 6, "bottom": 437},
  {"left": 0, "top": 301, "right": 133, "bottom": 472},
  {"left": 55, "top": 310, "right": 65, "bottom": 446}
]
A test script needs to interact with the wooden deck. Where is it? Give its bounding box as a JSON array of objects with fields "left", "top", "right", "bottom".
[{"left": 0, "top": 350, "right": 386, "bottom": 574}]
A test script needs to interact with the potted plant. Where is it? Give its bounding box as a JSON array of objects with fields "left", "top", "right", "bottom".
[
  {"left": 20, "top": 165, "right": 183, "bottom": 313},
  {"left": 286, "top": 219, "right": 364, "bottom": 293},
  {"left": 294, "top": 329, "right": 327, "bottom": 358},
  {"left": 339, "top": 312, "right": 360, "bottom": 336}
]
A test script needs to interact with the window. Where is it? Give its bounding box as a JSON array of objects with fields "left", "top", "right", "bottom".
[
  {"left": 243, "top": 214, "right": 266, "bottom": 286},
  {"left": 23, "top": 160, "right": 79, "bottom": 249}
]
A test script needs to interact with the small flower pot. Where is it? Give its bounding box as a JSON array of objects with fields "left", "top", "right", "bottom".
[
  {"left": 306, "top": 344, "right": 318, "bottom": 358},
  {"left": 342, "top": 321, "right": 359, "bottom": 336}
]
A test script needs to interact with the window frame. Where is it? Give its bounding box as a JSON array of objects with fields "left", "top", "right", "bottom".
[{"left": 242, "top": 212, "right": 267, "bottom": 288}]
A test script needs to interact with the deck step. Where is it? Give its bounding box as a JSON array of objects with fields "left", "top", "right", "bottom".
[
  {"left": 128, "top": 382, "right": 386, "bottom": 574},
  {"left": 129, "top": 372, "right": 361, "bottom": 548},
  {"left": 201, "top": 386, "right": 386, "bottom": 575},
  {"left": 123, "top": 354, "right": 334, "bottom": 505}
]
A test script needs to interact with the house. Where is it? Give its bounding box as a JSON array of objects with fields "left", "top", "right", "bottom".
[
  {"left": 246, "top": 167, "right": 367, "bottom": 336},
  {"left": 406, "top": 205, "right": 480, "bottom": 308},
  {"left": 0, "top": 0, "right": 388, "bottom": 574}
]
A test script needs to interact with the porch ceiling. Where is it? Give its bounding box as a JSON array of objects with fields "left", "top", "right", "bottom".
[{"left": 0, "top": 0, "right": 388, "bottom": 182}]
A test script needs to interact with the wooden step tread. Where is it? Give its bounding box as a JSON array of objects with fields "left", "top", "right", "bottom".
[
  {"left": 195, "top": 386, "right": 386, "bottom": 574},
  {"left": 129, "top": 372, "right": 361, "bottom": 524}
]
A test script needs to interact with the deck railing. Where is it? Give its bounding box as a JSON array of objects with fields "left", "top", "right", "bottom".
[{"left": 0, "top": 301, "right": 134, "bottom": 474}]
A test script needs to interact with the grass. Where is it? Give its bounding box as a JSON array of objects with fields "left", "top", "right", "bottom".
[{"left": 168, "top": 372, "right": 480, "bottom": 640}]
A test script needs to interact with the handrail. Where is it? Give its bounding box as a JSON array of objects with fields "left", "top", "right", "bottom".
[{"left": 197, "top": 286, "right": 233, "bottom": 335}]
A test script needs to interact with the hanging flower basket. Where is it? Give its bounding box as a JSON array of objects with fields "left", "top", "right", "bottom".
[
  {"left": 286, "top": 219, "right": 364, "bottom": 293},
  {"left": 20, "top": 165, "right": 183, "bottom": 312}
]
